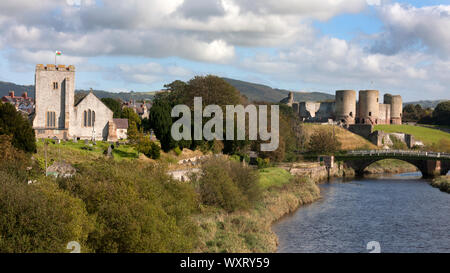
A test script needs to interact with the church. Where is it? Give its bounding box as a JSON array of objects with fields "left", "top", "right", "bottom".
[{"left": 32, "top": 64, "right": 127, "bottom": 141}]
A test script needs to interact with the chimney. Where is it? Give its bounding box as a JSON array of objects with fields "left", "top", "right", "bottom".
[{"left": 9, "top": 91, "right": 14, "bottom": 98}]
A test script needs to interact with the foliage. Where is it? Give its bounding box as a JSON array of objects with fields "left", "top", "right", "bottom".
[
  {"left": 433, "top": 101, "right": 450, "bottom": 126},
  {"left": 174, "top": 146, "right": 182, "bottom": 156},
  {"left": 0, "top": 102, "right": 36, "bottom": 153},
  {"left": 148, "top": 97, "right": 176, "bottom": 152},
  {"left": 101, "top": 98, "right": 123, "bottom": 118},
  {"left": 402, "top": 104, "right": 433, "bottom": 123},
  {"left": 58, "top": 160, "right": 199, "bottom": 252},
  {"left": 121, "top": 107, "right": 141, "bottom": 127},
  {"left": 256, "top": 157, "right": 270, "bottom": 169},
  {"left": 127, "top": 121, "right": 139, "bottom": 143},
  {"left": 0, "top": 138, "right": 93, "bottom": 253},
  {"left": 389, "top": 135, "right": 408, "bottom": 150},
  {"left": 308, "top": 129, "right": 341, "bottom": 154},
  {"left": 194, "top": 157, "right": 261, "bottom": 212},
  {"left": 258, "top": 167, "right": 292, "bottom": 190}
]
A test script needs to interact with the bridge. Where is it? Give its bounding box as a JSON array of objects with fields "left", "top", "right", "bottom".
[{"left": 336, "top": 150, "right": 450, "bottom": 178}]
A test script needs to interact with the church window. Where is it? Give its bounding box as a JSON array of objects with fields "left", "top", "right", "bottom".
[
  {"left": 84, "top": 109, "right": 96, "bottom": 127},
  {"left": 46, "top": 111, "right": 55, "bottom": 128},
  {"left": 53, "top": 82, "right": 58, "bottom": 90}
]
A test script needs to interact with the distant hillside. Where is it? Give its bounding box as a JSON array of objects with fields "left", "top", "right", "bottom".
[
  {"left": 0, "top": 81, "right": 34, "bottom": 97},
  {"left": 0, "top": 81, "right": 154, "bottom": 101},
  {"left": 223, "top": 78, "right": 335, "bottom": 103},
  {"left": 403, "top": 100, "right": 447, "bottom": 109}
]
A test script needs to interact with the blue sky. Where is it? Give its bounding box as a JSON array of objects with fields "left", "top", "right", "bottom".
[{"left": 0, "top": 0, "right": 449, "bottom": 101}]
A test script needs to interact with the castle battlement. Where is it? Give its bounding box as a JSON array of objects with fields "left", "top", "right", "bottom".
[{"left": 36, "top": 64, "right": 75, "bottom": 72}]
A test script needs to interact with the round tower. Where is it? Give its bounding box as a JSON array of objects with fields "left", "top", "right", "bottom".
[
  {"left": 358, "top": 90, "right": 380, "bottom": 124},
  {"left": 335, "top": 90, "right": 356, "bottom": 125},
  {"left": 390, "top": 95, "right": 402, "bottom": 124}
]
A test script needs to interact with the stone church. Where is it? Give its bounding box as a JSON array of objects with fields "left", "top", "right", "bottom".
[{"left": 32, "top": 64, "right": 127, "bottom": 141}]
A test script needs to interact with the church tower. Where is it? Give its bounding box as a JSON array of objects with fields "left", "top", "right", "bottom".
[{"left": 33, "top": 64, "right": 75, "bottom": 139}]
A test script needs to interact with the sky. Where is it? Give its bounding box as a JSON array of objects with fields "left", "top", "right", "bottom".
[{"left": 0, "top": 0, "right": 449, "bottom": 101}]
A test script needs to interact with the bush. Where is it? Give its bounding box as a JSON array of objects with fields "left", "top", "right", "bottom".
[
  {"left": 58, "top": 160, "right": 199, "bottom": 252},
  {"left": 308, "top": 129, "right": 341, "bottom": 154},
  {"left": 256, "top": 157, "right": 270, "bottom": 169},
  {"left": 148, "top": 142, "right": 161, "bottom": 159},
  {"left": 174, "top": 146, "right": 182, "bottom": 156},
  {"left": 0, "top": 102, "right": 36, "bottom": 153},
  {"left": 0, "top": 138, "right": 93, "bottom": 253},
  {"left": 194, "top": 157, "right": 261, "bottom": 212},
  {"left": 389, "top": 135, "right": 407, "bottom": 150}
]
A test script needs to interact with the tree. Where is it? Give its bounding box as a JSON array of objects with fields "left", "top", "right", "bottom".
[
  {"left": 121, "top": 107, "right": 141, "bottom": 126},
  {"left": 433, "top": 101, "right": 450, "bottom": 126},
  {"left": 0, "top": 102, "right": 36, "bottom": 153},
  {"left": 127, "top": 121, "right": 139, "bottom": 143},
  {"left": 148, "top": 98, "right": 176, "bottom": 152},
  {"left": 101, "top": 98, "right": 123, "bottom": 118},
  {"left": 308, "top": 129, "right": 341, "bottom": 154}
]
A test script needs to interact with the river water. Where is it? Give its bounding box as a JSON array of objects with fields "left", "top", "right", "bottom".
[{"left": 272, "top": 172, "right": 450, "bottom": 253}]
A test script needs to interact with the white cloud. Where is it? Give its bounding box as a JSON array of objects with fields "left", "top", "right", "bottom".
[
  {"left": 371, "top": 3, "right": 450, "bottom": 57},
  {"left": 115, "top": 62, "right": 194, "bottom": 84}
]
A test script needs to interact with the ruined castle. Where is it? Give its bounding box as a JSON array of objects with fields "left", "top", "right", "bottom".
[{"left": 282, "top": 90, "right": 402, "bottom": 125}]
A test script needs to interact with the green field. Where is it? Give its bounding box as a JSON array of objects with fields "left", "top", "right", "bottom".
[
  {"left": 258, "top": 167, "right": 292, "bottom": 190},
  {"left": 374, "top": 125, "right": 450, "bottom": 146}
]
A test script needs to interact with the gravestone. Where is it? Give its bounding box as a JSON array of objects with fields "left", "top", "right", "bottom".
[
  {"left": 84, "top": 139, "right": 89, "bottom": 145},
  {"left": 106, "top": 145, "right": 113, "bottom": 158}
]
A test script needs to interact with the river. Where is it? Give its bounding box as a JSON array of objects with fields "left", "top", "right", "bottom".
[{"left": 272, "top": 172, "right": 450, "bottom": 253}]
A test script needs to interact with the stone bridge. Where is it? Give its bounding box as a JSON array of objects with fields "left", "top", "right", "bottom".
[{"left": 336, "top": 150, "right": 450, "bottom": 178}]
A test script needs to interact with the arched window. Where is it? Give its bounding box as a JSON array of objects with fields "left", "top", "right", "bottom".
[
  {"left": 84, "top": 111, "right": 87, "bottom": 127},
  {"left": 83, "top": 109, "right": 96, "bottom": 127}
]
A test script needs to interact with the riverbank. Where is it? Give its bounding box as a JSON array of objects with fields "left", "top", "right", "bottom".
[
  {"left": 431, "top": 176, "right": 450, "bottom": 193},
  {"left": 192, "top": 162, "right": 354, "bottom": 253},
  {"left": 193, "top": 175, "right": 321, "bottom": 252}
]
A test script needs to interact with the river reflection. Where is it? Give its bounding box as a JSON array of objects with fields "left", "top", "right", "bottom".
[{"left": 272, "top": 172, "right": 450, "bottom": 253}]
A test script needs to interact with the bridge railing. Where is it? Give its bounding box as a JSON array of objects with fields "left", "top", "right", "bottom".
[{"left": 345, "top": 150, "right": 450, "bottom": 159}]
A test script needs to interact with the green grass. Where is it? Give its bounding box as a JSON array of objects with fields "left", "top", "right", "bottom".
[
  {"left": 258, "top": 167, "right": 292, "bottom": 190},
  {"left": 36, "top": 139, "right": 138, "bottom": 164},
  {"left": 374, "top": 124, "right": 450, "bottom": 146}
]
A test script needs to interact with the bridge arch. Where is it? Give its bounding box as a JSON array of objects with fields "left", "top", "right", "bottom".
[{"left": 339, "top": 151, "right": 450, "bottom": 178}]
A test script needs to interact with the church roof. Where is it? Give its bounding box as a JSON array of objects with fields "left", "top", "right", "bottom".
[{"left": 113, "top": 118, "right": 128, "bottom": 129}]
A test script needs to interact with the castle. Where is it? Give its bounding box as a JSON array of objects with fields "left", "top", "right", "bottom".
[
  {"left": 282, "top": 90, "right": 402, "bottom": 125},
  {"left": 32, "top": 64, "right": 127, "bottom": 141}
]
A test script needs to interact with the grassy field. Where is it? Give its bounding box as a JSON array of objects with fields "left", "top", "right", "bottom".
[
  {"left": 36, "top": 140, "right": 139, "bottom": 165},
  {"left": 301, "top": 124, "right": 378, "bottom": 150},
  {"left": 258, "top": 167, "right": 292, "bottom": 190},
  {"left": 374, "top": 125, "right": 450, "bottom": 146}
]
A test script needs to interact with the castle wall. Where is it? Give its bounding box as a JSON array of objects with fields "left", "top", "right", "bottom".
[
  {"left": 358, "top": 90, "right": 380, "bottom": 125},
  {"left": 378, "top": 104, "right": 391, "bottom": 125},
  {"left": 335, "top": 90, "right": 356, "bottom": 124}
]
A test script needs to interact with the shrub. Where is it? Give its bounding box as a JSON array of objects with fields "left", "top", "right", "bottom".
[
  {"left": 308, "top": 129, "right": 341, "bottom": 154},
  {"left": 0, "top": 102, "right": 36, "bottom": 153},
  {"left": 195, "top": 157, "right": 261, "bottom": 212},
  {"left": 57, "top": 160, "right": 198, "bottom": 252},
  {"left": 174, "top": 146, "right": 182, "bottom": 156},
  {"left": 256, "top": 157, "right": 270, "bottom": 169},
  {"left": 389, "top": 135, "right": 407, "bottom": 150},
  {"left": 148, "top": 142, "right": 161, "bottom": 159}
]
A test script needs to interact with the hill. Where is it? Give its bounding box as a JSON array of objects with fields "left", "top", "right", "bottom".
[
  {"left": 403, "top": 100, "right": 446, "bottom": 109},
  {"left": 0, "top": 81, "right": 34, "bottom": 97},
  {"left": 374, "top": 124, "right": 450, "bottom": 146},
  {"left": 222, "top": 78, "right": 335, "bottom": 103}
]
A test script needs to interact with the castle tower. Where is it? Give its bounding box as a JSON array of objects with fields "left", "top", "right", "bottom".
[
  {"left": 384, "top": 94, "right": 402, "bottom": 124},
  {"left": 335, "top": 90, "right": 356, "bottom": 125},
  {"left": 33, "top": 64, "right": 75, "bottom": 139},
  {"left": 358, "top": 90, "right": 380, "bottom": 125},
  {"left": 287, "top": 92, "right": 294, "bottom": 107}
]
